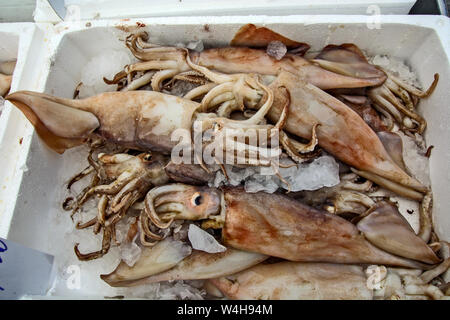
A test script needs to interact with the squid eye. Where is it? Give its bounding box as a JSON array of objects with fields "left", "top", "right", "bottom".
[
  {"left": 143, "top": 154, "right": 152, "bottom": 161},
  {"left": 191, "top": 192, "right": 203, "bottom": 206}
]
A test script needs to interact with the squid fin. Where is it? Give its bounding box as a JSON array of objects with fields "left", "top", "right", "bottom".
[
  {"left": 357, "top": 201, "right": 441, "bottom": 265},
  {"left": 377, "top": 131, "right": 407, "bottom": 171},
  {"left": 231, "top": 23, "right": 310, "bottom": 53},
  {"left": 102, "top": 248, "right": 267, "bottom": 287},
  {"left": 101, "top": 238, "right": 191, "bottom": 287},
  {"left": 6, "top": 91, "right": 99, "bottom": 154},
  {"left": 312, "top": 43, "right": 387, "bottom": 85}
]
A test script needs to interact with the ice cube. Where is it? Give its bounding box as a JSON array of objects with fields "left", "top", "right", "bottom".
[
  {"left": 282, "top": 155, "right": 340, "bottom": 191},
  {"left": 188, "top": 224, "right": 226, "bottom": 253},
  {"left": 226, "top": 166, "right": 249, "bottom": 186},
  {"left": 245, "top": 174, "right": 279, "bottom": 193},
  {"left": 211, "top": 156, "right": 339, "bottom": 193},
  {"left": 371, "top": 55, "right": 390, "bottom": 67},
  {"left": 212, "top": 169, "right": 228, "bottom": 188},
  {"left": 266, "top": 41, "right": 287, "bottom": 60},
  {"left": 397, "top": 131, "right": 430, "bottom": 186},
  {"left": 119, "top": 241, "right": 142, "bottom": 267}
]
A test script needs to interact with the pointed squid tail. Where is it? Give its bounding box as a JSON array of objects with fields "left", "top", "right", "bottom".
[{"left": 6, "top": 91, "right": 100, "bottom": 154}]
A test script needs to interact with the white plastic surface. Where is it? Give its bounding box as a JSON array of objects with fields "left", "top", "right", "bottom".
[
  {"left": 0, "top": 15, "right": 449, "bottom": 298},
  {"left": 34, "top": 0, "right": 416, "bottom": 22},
  {"left": 0, "top": 0, "right": 35, "bottom": 23},
  {"left": 0, "top": 22, "right": 54, "bottom": 239},
  {"left": 34, "top": 0, "right": 63, "bottom": 23}
]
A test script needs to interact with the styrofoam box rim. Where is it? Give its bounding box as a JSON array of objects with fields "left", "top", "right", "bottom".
[
  {"left": 35, "top": 0, "right": 417, "bottom": 23},
  {"left": 0, "top": 14, "right": 449, "bottom": 239},
  {"left": 0, "top": 22, "right": 54, "bottom": 237}
]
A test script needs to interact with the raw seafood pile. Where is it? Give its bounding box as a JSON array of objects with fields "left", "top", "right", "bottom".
[{"left": 5, "top": 24, "right": 449, "bottom": 300}]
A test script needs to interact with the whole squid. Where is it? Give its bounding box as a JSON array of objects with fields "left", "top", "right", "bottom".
[
  {"left": 117, "top": 184, "right": 440, "bottom": 271},
  {"left": 122, "top": 25, "right": 386, "bottom": 91}
]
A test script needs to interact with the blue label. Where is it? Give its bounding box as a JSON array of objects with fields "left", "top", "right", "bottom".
[{"left": 0, "top": 239, "right": 7, "bottom": 291}]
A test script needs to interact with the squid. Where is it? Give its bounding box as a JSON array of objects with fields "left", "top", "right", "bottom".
[
  {"left": 115, "top": 29, "right": 386, "bottom": 93},
  {"left": 272, "top": 72, "right": 427, "bottom": 200},
  {"left": 101, "top": 243, "right": 267, "bottom": 287},
  {"left": 4, "top": 85, "right": 289, "bottom": 169},
  {"left": 207, "top": 258, "right": 450, "bottom": 300},
  {"left": 65, "top": 151, "right": 170, "bottom": 261},
  {"left": 66, "top": 150, "right": 218, "bottom": 260},
  {"left": 311, "top": 44, "right": 438, "bottom": 134},
  {"left": 336, "top": 94, "right": 390, "bottom": 132},
  {"left": 207, "top": 262, "right": 373, "bottom": 300},
  {"left": 66, "top": 152, "right": 169, "bottom": 218},
  {"left": 137, "top": 183, "right": 439, "bottom": 268}
]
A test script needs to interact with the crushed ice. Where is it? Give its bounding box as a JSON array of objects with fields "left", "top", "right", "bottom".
[
  {"left": 78, "top": 50, "right": 133, "bottom": 98},
  {"left": 370, "top": 55, "right": 421, "bottom": 88},
  {"left": 115, "top": 217, "right": 142, "bottom": 267},
  {"left": 397, "top": 131, "right": 430, "bottom": 186},
  {"left": 266, "top": 41, "right": 287, "bottom": 60},
  {"left": 211, "top": 155, "right": 340, "bottom": 193},
  {"left": 188, "top": 224, "right": 226, "bottom": 253},
  {"left": 119, "top": 241, "right": 141, "bottom": 268}
]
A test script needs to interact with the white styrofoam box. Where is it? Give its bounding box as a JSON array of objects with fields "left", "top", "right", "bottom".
[
  {"left": 34, "top": 0, "right": 416, "bottom": 23},
  {"left": 0, "top": 22, "right": 54, "bottom": 238},
  {"left": 0, "top": 15, "right": 449, "bottom": 298},
  {"left": 33, "top": 0, "right": 63, "bottom": 23}
]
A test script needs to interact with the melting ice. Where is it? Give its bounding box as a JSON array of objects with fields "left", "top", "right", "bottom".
[
  {"left": 211, "top": 155, "right": 340, "bottom": 193},
  {"left": 188, "top": 224, "right": 226, "bottom": 254},
  {"left": 266, "top": 41, "right": 287, "bottom": 60}
]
